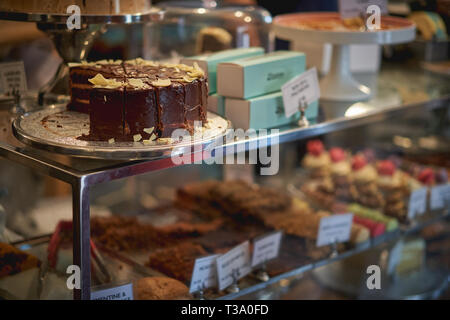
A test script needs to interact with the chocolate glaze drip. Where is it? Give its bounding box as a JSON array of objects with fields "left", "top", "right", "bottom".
[{"left": 71, "top": 61, "right": 208, "bottom": 142}]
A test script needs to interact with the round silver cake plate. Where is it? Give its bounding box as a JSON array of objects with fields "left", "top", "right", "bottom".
[
  {"left": 0, "top": 8, "right": 164, "bottom": 24},
  {"left": 12, "top": 105, "right": 231, "bottom": 160},
  {"left": 272, "top": 12, "right": 416, "bottom": 101}
]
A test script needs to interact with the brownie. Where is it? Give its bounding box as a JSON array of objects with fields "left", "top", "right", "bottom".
[{"left": 146, "top": 243, "right": 208, "bottom": 283}]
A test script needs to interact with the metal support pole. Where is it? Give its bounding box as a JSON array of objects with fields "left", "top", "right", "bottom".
[{"left": 72, "top": 178, "right": 91, "bottom": 300}]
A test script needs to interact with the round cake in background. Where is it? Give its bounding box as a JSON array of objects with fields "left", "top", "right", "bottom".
[
  {"left": 68, "top": 58, "right": 208, "bottom": 142},
  {"left": 134, "top": 277, "right": 191, "bottom": 300},
  {"left": 0, "top": 0, "right": 152, "bottom": 15}
]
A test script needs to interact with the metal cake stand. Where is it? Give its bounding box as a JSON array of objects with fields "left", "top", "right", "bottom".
[
  {"left": 0, "top": 8, "right": 164, "bottom": 104},
  {"left": 12, "top": 105, "right": 231, "bottom": 160},
  {"left": 272, "top": 12, "right": 416, "bottom": 102}
]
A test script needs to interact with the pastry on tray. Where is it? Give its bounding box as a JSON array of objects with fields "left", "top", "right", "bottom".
[
  {"left": 329, "top": 147, "right": 355, "bottom": 202},
  {"left": 176, "top": 179, "right": 292, "bottom": 221},
  {"left": 68, "top": 58, "right": 208, "bottom": 141},
  {"left": 351, "top": 154, "right": 385, "bottom": 209},
  {"left": 134, "top": 277, "right": 192, "bottom": 300},
  {"left": 376, "top": 160, "right": 410, "bottom": 221},
  {"left": 301, "top": 139, "right": 331, "bottom": 179},
  {"left": 146, "top": 242, "right": 208, "bottom": 283},
  {"left": 0, "top": 242, "right": 41, "bottom": 278}
]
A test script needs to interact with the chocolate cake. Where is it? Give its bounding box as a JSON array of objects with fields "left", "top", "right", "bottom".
[{"left": 68, "top": 58, "right": 208, "bottom": 142}]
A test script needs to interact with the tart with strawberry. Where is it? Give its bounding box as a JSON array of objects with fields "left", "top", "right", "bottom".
[
  {"left": 376, "top": 160, "right": 409, "bottom": 221},
  {"left": 301, "top": 140, "right": 331, "bottom": 178},
  {"left": 351, "top": 154, "right": 384, "bottom": 209},
  {"left": 328, "top": 147, "right": 355, "bottom": 201}
]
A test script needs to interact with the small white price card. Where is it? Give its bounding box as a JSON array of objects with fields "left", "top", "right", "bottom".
[
  {"left": 216, "top": 241, "right": 251, "bottom": 291},
  {"left": 281, "top": 67, "right": 320, "bottom": 118},
  {"left": 189, "top": 254, "right": 219, "bottom": 294},
  {"left": 251, "top": 231, "right": 283, "bottom": 267},
  {"left": 316, "top": 214, "right": 353, "bottom": 247},
  {"left": 0, "top": 61, "right": 27, "bottom": 94},
  {"left": 408, "top": 187, "right": 428, "bottom": 219},
  {"left": 430, "top": 184, "right": 450, "bottom": 211},
  {"left": 91, "top": 283, "right": 133, "bottom": 300},
  {"left": 387, "top": 240, "right": 403, "bottom": 275},
  {"left": 338, "top": 0, "right": 388, "bottom": 19}
]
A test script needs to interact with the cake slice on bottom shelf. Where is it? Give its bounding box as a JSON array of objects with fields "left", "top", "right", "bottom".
[
  {"left": 145, "top": 242, "right": 208, "bottom": 284},
  {"left": 134, "top": 277, "right": 192, "bottom": 300},
  {"left": 0, "top": 242, "right": 41, "bottom": 299}
]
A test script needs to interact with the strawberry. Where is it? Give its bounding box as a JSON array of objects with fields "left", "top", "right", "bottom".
[
  {"left": 418, "top": 168, "right": 435, "bottom": 185},
  {"left": 352, "top": 154, "right": 367, "bottom": 171},
  {"left": 306, "top": 139, "right": 324, "bottom": 156},
  {"left": 329, "top": 147, "right": 346, "bottom": 163},
  {"left": 377, "top": 160, "right": 396, "bottom": 176}
]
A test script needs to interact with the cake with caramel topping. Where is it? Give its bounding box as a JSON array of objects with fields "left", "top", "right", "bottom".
[{"left": 68, "top": 58, "right": 208, "bottom": 142}]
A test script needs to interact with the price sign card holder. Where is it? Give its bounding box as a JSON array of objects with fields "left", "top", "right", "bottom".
[
  {"left": 189, "top": 254, "right": 220, "bottom": 296},
  {"left": 281, "top": 67, "right": 320, "bottom": 119},
  {"left": 316, "top": 213, "right": 353, "bottom": 248},
  {"left": 251, "top": 231, "right": 283, "bottom": 282},
  {"left": 338, "top": 0, "right": 388, "bottom": 19},
  {"left": 430, "top": 184, "right": 450, "bottom": 211},
  {"left": 0, "top": 61, "right": 27, "bottom": 94},
  {"left": 91, "top": 282, "right": 133, "bottom": 300},
  {"left": 216, "top": 241, "right": 251, "bottom": 292},
  {"left": 408, "top": 187, "right": 428, "bottom": 220}
]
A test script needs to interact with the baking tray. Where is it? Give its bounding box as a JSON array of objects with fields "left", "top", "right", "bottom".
[{"left": 12, "top": 104, "right": 231, "bottom": 160}]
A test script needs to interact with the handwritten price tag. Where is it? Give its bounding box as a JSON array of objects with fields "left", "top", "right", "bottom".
[
  {"left": 216, "top": 241, "right": 251, "bottom": 291},
  {"left": 189, "top": 254, "right": 219, "bottom": 293},
  {"left": 251, "top": 231, "right": 282, "bottom": 267},
  {"left": 281, "top": 67, "right": 320, "bottom": 118},
  {"left": 408, "top": 187, "right": 428, "bottom": 219},
  {"left": 317, "top": 214, "right": 353, "bottom": 247},
  {"left": 387, "top": 240, "right": 403, "bottom": 275},
  {"left": 0, "top": 61, "right": 27, "bottom": 94},
  {"left": 338, "top": 0, "right": 388, "bottom": 19},
  {"left": 430, "top": 184, "right": 450, "bottom": 211},
  {"left": 91, "top": 283, "right": 133, "bottom": 300}
]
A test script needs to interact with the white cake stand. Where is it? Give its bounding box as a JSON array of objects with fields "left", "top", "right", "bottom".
[{"left": 273, "top": 12, "right": 416, "bottom": 101}]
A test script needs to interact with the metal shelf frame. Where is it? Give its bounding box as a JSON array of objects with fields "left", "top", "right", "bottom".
[{"left": 0, "top": 65, "right": 448, "bottom": 299}]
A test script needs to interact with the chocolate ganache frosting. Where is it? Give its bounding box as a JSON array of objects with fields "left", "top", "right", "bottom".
[{"left": 68, "top": 58, "right": 208, "bottom": 142}]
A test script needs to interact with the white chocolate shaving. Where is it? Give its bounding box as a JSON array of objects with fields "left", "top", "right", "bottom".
[
  {"left": 143, "top": 127, "right": 155, "bottom": 134},
  {"left": 127, "top": 78, "right": 147, "bottom": 89},
  {"left": 151, "top": 79, "right": 171, "bottom": 87},
  {"left": 143, "top": 139, "right": 156, "bottom": 145},
  {"left": 157, "top": 137, "right": 173, "bottom": 145},
  {"left": 133, "top": 134, "right": 142, "bottom": 142},
  {"left": 88, "top": 74, "right": 124, "bottom": 89},
  {"left": 108, "top": 138, "right": 115, "bottom": 144},
  {"left": 193, "top": 62, "right": 205, "bottom": 76}
]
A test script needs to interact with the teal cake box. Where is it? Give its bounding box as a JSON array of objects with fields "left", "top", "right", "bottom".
[
  {"left": 207, "top": 94, "right": 225, "bottom": 116},
  {"left": 180, "top": 47, "right": 264, "bottom": 95},
  {"left": 225, "top": 91, "right": 318, "bottom": 131},
  {"left": 217, "top": 51, "right": 306, "bottom": 99}
]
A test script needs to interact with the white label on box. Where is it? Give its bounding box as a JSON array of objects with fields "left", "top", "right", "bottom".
[
  {"left": 316, "top": 214, "right": 353, "bottom": 247},
  {"left": 189, "top": 254, "right": 219, "bottom": 293},
  {"left": 0, "top": 61, "right": 27, "bottom": 94},
  {"left": 216, "top": 241, "right": 251, "bottom": 291},
  {"left": 430, "top": 184, "right": 450, "bottom": 210},
  {"left": 251, "top": 231, "right": 282, "bottom": 267},
  {"left": 387, "top": 240, "right": 403, "bottom": 275},
  {"left": 281, "top": 67, "right": 320, "bottom": 118},
  {"left": 338, "top": 0, "right": 388, "bottom": 19},
  {"left": 91, "top": 283, "right": 133, "bottom": 300},
  {"left": 408, "top": 187, "right": 428, "bottom": 219}
]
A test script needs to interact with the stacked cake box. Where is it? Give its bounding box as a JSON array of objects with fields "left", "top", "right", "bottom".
[{"left": 216, "top": 51, "right": 318, "bottom": 130}]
